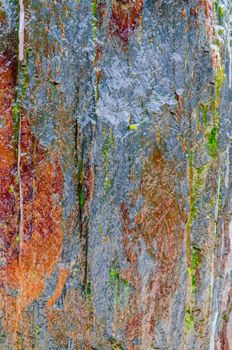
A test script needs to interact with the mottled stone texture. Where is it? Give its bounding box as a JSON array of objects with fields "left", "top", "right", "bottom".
[{"left": 0, "top": 0, "right": 231, "bottom": 349}]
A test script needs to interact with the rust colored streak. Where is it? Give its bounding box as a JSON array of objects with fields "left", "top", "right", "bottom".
[
  {"left": 84, "top": 162, "right": 94, "bottom": 205},
  {"left": 201, "top": 0, "right": 215, "bottom": 40},
  {"left": 110, "top": 0, "right": 143, "bottom": 42},
  {"left": 175, "top": 92, "right": 183, "bottom": 116},
  {"left": 136, "top": 150, "right": 186, "bottom": 298},
  {"left": 217, "top": 319, "right": 232, "bottom": 350},
  {"left": 0, "top": 54, "right": 17, "bottom": 258},
  {"left": 120, "top": 149, "right": 187, "bottom": 347},
  {"left": 2, "top": 116, "right": 64, "bottom": 340},
  {"left": 120, "top": 202, "right": 137, "bottom": 263},
  {"left": 137, "top": 150, "right": 186, "bottom": 345},
  {"left": 6, "top": 146, "right": 63, "bottom": 306},
  {"left": 46, "top": 267, "right": 69, "bottom": 308},
  {"left": 119, "top": 202, "right": 142, "bottom": 349}
]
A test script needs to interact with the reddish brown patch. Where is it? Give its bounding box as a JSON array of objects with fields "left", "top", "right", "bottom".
[
  {"left": 96, "top": 1, "right": 107, "bottom": 28},
  {"left": 0, "top": 52, "right": 66, "bottom": 344},
  {"left": 175, "top": 92, "right": 183, "bottom": 116},
  {"left": 110, "top": 0, "right": 143, "bottom": 42},
  {"left": 190, "top": 7, "right": 199, "bottom": 17},
  {"left": 94, "top": 44, "right": 103, "bottom": 66},
  {"left": 4, "top": 128, "right": 64, "bottom": 337},
  {"left": 0, "top": 54, "right": 17, "bottom": 262},
  {"left": 48, "top": 288, "right": 91, "bottom": 348},
  {"left": 217, "top": 288, "right": 232, "bottom": 350},
  {"left": 84, "top": 161, "right": 94, "bottom": 209},
  {"left": 135, "top": 150, "right": 186, "bottom": 342},
  {"left": 120, "top": 149, "right": 187, "bottom": 347}
]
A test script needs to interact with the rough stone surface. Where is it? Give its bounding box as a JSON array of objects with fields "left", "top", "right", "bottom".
[{"left": 0, "top": 0, "right": 231, "bottom": 349}]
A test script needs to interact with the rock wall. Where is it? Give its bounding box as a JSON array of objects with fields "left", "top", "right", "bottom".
[{"left": 0, "top": 1, "right": 231, "bottom": 349}]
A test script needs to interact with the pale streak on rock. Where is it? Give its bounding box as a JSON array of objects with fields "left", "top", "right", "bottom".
[{"left": 18, "top": 0, "right": 24, "bottom": 62}]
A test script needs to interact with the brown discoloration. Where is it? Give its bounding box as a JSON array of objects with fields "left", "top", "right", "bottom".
[
  {"left": 0, "top": 52, "right": 64, "bottom": 345},
  {"left": 119, "top": 202, "right": 143, "bottom": 348},
  {"left": 110, "top": 0, "right": 143, "bottom": 42},
  {"left": 0, "top": 54, "right": 17, "bottom": 261},
  {"left": 216, "top": 288, "right": 232, "bottom": 350},
  {"left": 94, "top": 44, "right": 103, "bottom": 66},
  {"left": 48, "top": 288, "right": 91, "bottom": 348},
  {"left": 4, "top": 157, "right": 63, "bottom": 335},
  {"left": 120, "top": 202, "right": 133, "bottom": 261},
  {"left": 136, "top": 151, "right": 186, "bottom": 345},
  {"left": 190, "top": 7, "right": 199, "bottom": 18},
  {"left": 120, "top": 149, "right": 187, "bottom": 347},
  {"left": 96, "top": 1, "right": 107, "bottom": 28},
  {"left": 84, "top": 162, "right": 94, "bottom": 205},
  {"left": 1, "top": 114, "right": 64, "bottom": 343},
  {"left": 217, "top": 319, "right": 232, "bottom": 350},
  {"left": 136, "top": 149, "right": 186, "bottom": 253},
  {"left": 175, "top": 92, "right": 183, "bottom": 116}
]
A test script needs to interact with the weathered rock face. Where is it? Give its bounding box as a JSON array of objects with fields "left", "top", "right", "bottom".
[{"left": 0, "top": 0, "right": 231, "bottom": 349}]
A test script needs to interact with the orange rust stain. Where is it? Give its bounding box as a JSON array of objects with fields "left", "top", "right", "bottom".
[
  {"left": 5, "top": 140, "right": 63, "bottom": 299},
  {"left": 46, "top": 267, "right": 69, "bottom": 308},
  {"left": 135, "top": 150, "right": 187, "bottom": 322},
  {"left": 120, "top": 149, "right": 187, "bottom": 347},
  {"left": 0, "top": 59, "right": 63, "bottom": 338},
  {"left": 0, "top": 54, "right": 17, "bottom": 257},
  {"left": 110, "top": 0, "right": 143, "bottom": 42},
  {"left": 136, "top": 149, "right": 186, "bottom": 254}
]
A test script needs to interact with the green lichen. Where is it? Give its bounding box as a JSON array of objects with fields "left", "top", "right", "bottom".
[
  {"left": 199, "top": 103, "right": 208, "bottom": 128},
  {"left": 128, "top": 124, "right": 138, "bottom": 131},
  {"left": 191, "top": 246, "right": 201, "bottom": 293},
  {"left": 8, "top": 184, "right": 14, "bottom": 193},
  {"left": 12, "top": 48, "right": 31, "bottom": 149},
  {"left": 110, "top": 268, "right": 120, "bottom": 305},
  {"left": 87, "top": 282, "right": 91, "bottom": 301},
  {"left": 109, "top": 268, "right": 131, "bottom": 306},
  {"left": 185, "top": 307, "right": 194, "bottom": 332},
  {"left": 185, "top": 246, "right": 201, "bottom": 333},
  {"left": 198, "top": 67, "right": 225, "bottom": 159},
  {"left": 103, "top": 128, "right": 115, "bottom": 191},
  {"left": 207, "top": 126, "right": 218, "bottom": 158},
  {"left": 35, "top": 324, "right": 39, "bottom": 350},
  {"left": 215, "top": 66, "right": 225, "bottom": 108},
  {"left": 92, "top": 0, "right": 97, "bottom": 40},
  {"left": 218, "top": 4, "right": 226, "bottom": 19},
  {"left": 187, "top": 151, "right": 206, "bottom": 232}
]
